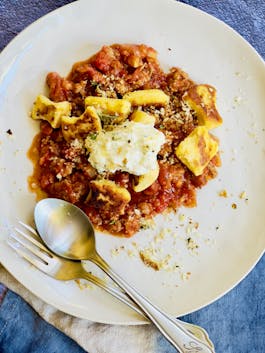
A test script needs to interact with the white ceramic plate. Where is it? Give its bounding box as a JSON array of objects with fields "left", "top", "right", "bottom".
[{"left": 0, "top": 0, "right": 265, "bottom": 325}]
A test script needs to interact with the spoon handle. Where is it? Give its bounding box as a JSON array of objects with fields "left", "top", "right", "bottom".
[
  {"left": 80, "top": 270, "right": 148, "bottom": 319},
  {"left": 91, "top": 252, "right": 215, "bottom": 353},
  {"left": 80, "top": 268, "right": 214, "bottom": 348}
]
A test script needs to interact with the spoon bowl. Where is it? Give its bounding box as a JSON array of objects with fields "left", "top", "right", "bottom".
[{"left": 35, "top": 198, "right": 95, "bottom": 260}]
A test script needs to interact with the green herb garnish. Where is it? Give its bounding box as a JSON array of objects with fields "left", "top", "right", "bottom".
[
  {"left": 99, "top": 113, "right": 116, "bottom": 124},
  {"left": 89, "top": 132, "right": 98, "bottom": 140}
]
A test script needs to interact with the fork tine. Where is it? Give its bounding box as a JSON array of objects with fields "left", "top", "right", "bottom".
[
  {"left": 9, "top": 232, "right": 51, "bottom": 264},
  {"left": 7, "top": 239, "right": 48, "bottom": 273},
  {"left": 18, "top": 221, "right": 38, "bottom": 236},
  {"left": 14, "top": 226, "right": 53, "bottom": 255}
]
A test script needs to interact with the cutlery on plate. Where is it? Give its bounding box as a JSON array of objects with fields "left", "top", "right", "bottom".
[
  {"left": 33, "top": 198, "right": 215, "bottom": 353},
  {"left": 8, "top": 222, "right": 214, "bottom": 349}
]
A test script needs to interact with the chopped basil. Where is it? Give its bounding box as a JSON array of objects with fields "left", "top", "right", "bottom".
[
  {"left": 99, "top": 113, "right": 116, "bottom": 125},
  {"left": 89, "top": 132, "right": 98, "bottom": 140}
]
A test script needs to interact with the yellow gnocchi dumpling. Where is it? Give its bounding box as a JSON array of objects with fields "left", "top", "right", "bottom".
[
  {"left": 130, "top": 110, "right": 156, "bottom": 125},
  {"left": 31, "top": 95, "right": 71, "bottom": 128},
  {"left": 123, "top": 89, "right": 169, "bottom": 106},
  {"left": 183, "top": 84, "right": 222, "bottom": 129},
  {"left": 133, "top": 163, "right": 159, "bottom": 192},
  {"left": 85, "top": 96, "right": 131, "bottom": 123},
  {"left": 175, "top": 126, "right": 219, "bottom": 176},
  {"left": 90, "top": 179, "right": 131, "bottom": 214},
  {"left": 61, "top": 106, "right": 102, "bottom": 141}
]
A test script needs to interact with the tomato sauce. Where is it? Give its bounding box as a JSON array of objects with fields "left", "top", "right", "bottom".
[{"left": 28, "top": 44, "right": 221, "bottom": 237}]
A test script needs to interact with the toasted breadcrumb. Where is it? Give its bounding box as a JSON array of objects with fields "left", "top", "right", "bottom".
[{"left": 219, "top": 189, "right": 228, "bottom": 197}]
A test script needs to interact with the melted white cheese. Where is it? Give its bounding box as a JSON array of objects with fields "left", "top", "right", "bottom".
[{"left": 85, "top": 121, "right": 165, "bottom": 175}]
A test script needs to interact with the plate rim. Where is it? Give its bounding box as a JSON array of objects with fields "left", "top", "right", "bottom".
[{"left": 0, "top": 0, "right": 265, "bottom": 325}]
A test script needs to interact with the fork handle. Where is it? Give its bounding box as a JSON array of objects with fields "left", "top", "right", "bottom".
[
  {"left": 90, "top": 252, "right": 215, "bottom": 353},
  {"left": 80, "top": 269, "right": 214, "bottom": 347},
  {"left": 80, "top": 270, "right": 147, "bottom": 319}
]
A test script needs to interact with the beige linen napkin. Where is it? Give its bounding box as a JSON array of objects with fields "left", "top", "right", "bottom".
[{"left": 0, "top": 265, "right": 159, "bottom": 353}]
